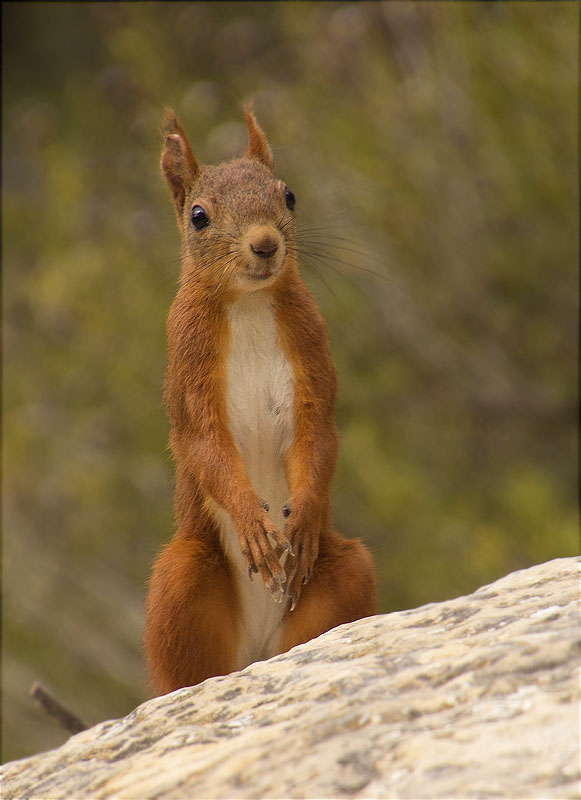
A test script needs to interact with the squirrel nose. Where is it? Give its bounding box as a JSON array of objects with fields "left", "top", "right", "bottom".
[{"left": 250, "top": 236, "right": 278, "bottom": 260}]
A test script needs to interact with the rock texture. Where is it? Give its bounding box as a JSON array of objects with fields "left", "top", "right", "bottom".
[{"left": 2, "top": 557, "right": 579, "bottom": 799}]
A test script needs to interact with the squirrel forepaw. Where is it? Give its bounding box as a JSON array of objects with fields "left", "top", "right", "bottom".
[
  {"left": 238, "top": 509, "right": 291, "bottom": 597},
  {"left": 285, "top": 528, "right": 319, "bottom": 611}
]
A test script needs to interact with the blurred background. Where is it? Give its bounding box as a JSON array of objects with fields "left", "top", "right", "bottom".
[{"left": 2, "top": 1, "right": 578, "bottom": 762}]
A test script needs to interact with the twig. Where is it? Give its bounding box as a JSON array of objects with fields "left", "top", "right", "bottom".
[{"left": 30, "top": 682, "right": 88, "bottom": 735}]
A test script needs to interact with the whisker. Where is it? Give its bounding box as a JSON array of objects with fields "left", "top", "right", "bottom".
[
  {"left": 178, "top": 248, "right": 236, "bottom": 290},
  {"left": 292, "top": 188, "right": 352, "bottom": 219},
  {"left": 211, "top": 254, "right": 239, "bottom": 297},
  {"left": 292, "top": 246, "right": 370, "bottom": 302},
  {"left": 296, "top": 234, "right": 399, "bottom": 281},
  {"left": 322, "top": 204, "right": 360, "bottom": 220},
  {"left": 153, "top": 257, "right": 186, "bottom": 285},
  {"left": 295, "top": 243, "right": 397, "bottom": 288},
  {"left": 299, "top": 256, "right": 349, "bottom": 313}
]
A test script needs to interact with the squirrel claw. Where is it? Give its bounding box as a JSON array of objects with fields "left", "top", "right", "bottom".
[
  {"left": 267, "top": 576, "right": 283, "bottom": 596},
  {"left": 271, "top": 584, "right": 286, "bottom": 604},
  {"left": 290, "top": 592, "right": 298, "bottom": 612}
]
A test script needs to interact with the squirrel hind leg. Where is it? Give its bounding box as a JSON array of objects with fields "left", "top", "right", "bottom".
[
  {"left": 279, "top": 533, "right": 378, "bottom": 653},
  {"left": 144, "top": 534, "right": 240, "bottom": 695}
]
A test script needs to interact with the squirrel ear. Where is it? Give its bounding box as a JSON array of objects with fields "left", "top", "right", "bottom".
[
  {"left": 160, "top": 109, "right": 200, "bottom": 213},
  {"left": 243, "top": 106, "right": 274, "bottom": 171}
]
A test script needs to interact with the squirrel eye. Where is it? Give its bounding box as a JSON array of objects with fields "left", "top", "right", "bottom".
[
  {"left": 284, "top": 187, "right": 295, "bottom": 212},
  {"left": 191, "top": 205, "right": 210, "bottom": 230}
]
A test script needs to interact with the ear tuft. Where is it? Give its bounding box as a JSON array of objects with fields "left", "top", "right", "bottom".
[
  {"left": 162, "top": 108, "right": 187, "bottom": 139},
  {"left": 160, "top": 109, "right": 199, "bottom": 214},
  {"left": 243, "top": 105, "right": 274, "bottom": 171}
]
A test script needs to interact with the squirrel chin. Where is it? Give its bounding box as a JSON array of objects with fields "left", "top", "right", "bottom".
[
  {"left": 236, "top": 260, "right": 287, "bottom": 292},
  {"left": 237, "top": 273, "right": 279, "bottom": 293}
]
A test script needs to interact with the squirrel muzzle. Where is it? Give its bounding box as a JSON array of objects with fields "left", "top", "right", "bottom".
[{"left": 241, "top": 223, "right": 286, "bottom": 285}]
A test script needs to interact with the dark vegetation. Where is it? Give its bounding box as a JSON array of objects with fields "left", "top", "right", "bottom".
[{"left": 3, "top": 1, "right": 578, "bottom": 762}]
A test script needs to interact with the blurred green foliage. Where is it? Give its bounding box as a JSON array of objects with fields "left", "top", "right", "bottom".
[{"left": 3, "top": 1, "right": 578, "bottom": 763}]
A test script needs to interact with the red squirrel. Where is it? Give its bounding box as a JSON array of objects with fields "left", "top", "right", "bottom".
[{"left": 144, "top": 108, "right": 377, "bottom": 695}]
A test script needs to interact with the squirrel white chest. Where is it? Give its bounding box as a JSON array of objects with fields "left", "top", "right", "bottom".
[
  {"left": 221, "top": 293, "right": 295, "bottom": 669},
  {"left": 225, "top": 293, "right": 295, "bottom": 474}
]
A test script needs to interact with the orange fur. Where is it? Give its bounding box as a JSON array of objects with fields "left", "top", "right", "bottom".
[
  {"left": 281, "top": 533, "right": 377, "bottom": 652},
  {"left": 145, "top": 530, "right": 239, "bottom": 693},
  {"left": 144, "top": 109, "right": 377, "bottom": 695}
]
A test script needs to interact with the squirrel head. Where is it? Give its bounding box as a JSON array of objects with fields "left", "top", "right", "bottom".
[{"left": 160, "top": 107, "right": 297, "bottom": 295}]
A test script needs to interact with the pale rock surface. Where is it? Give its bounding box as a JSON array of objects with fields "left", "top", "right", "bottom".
[{"left": 2, "top": 557, "right": 579, "bottom": 799}]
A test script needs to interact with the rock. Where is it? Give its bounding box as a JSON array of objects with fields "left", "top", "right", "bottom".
[{"left": 2, "top": 557, "right": 579, "bottom": 799}]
